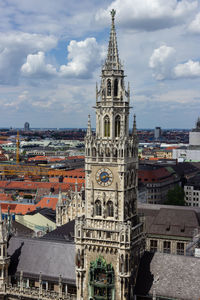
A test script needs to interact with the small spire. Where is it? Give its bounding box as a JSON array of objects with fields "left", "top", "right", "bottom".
[
  {"left": 104, "top": 9, "right": 121, "bottom": 70},
  {"left": 86, "top": 114, "right": 92, "bottom": 137},
  {"left": 75, "top": 178, "right": 78, "bottom": 193},
  {"left": 120, "top": 118, "right": 124, "bottom": 137},
  {"left": 58, "top": 189, "right": 62, "bottom": 205},
  {"left": 133, "top": 114, "right": 137, "bottom": 136},
  {"left": 128, "top": 82, "right": 130, "bottom": 102},
  {"left": 96, "top": 82, "right": 98, "bottom": 102}
]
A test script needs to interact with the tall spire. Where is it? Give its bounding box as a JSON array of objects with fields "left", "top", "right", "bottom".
[{"left": 104, "top": 9, "right": 121, "bottom": 70}]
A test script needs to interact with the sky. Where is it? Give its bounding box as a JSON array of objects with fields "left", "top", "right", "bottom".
[{"left": 0, "top": 0, "right": 200, "bottom": 129}]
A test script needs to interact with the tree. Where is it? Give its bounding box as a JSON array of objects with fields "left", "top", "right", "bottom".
[{"left": 164, "top": 185, "right": 185, "bottom": 206}]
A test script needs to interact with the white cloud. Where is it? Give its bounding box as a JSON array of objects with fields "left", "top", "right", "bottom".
[
  {"left": 188, "top": 12, "right": 200, "bottom": 34},
  {"left": 96, "top": 0, "right": 198, "bottom": 31},
  {"left": 21, "top": 51, "right": 57, "bottom": 77},
  {"left": 149, "top": 45, "right": 176, "bottom": 80},
  {"left": 59, "top": 37, "right": 105, "bottom": 79},
  {"left": 0, "top": 32, "right": 57, "bottom": 84},
  {"left": 20, "top": 37, "right": 105, "bottom": 80},
  {"left": 174, "top": 60, "right": 200, "bottom": 78}
]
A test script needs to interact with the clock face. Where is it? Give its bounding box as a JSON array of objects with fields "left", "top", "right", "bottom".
[{"left": 96, "top": 168, "right": 113, "bottom": 186}]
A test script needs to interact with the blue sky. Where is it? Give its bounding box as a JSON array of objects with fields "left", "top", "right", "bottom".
[{"left": 0, "top": 0, "right": 200, "bottom": 129}]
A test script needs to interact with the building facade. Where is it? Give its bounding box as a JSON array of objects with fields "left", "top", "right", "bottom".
[
  {"left": 138, "top": 165, "right": 180, "bottom": 204},
  {"left": 75, "top": 10, "right": 144, "bottom": 300},
  {"left": 184, "top": 173, "right": 200, "bottom": 207}
]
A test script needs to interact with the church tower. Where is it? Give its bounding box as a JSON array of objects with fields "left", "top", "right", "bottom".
[{"left": 75, "top": 10, "right": 144, "bottom": 300}]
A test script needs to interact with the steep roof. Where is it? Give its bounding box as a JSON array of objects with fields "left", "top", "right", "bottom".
[
  {"left": 42, "top": 220, "right": 75, "bottom": 242},
  {"left": 135, "top": 251, "right": 200, "bottom": 300},
  {"left": 36, "top": 196, "right": 58, "bottom": 210},
  {"left": 8, "top": 236, "right": 75, "bottom": 284},
  {"left": 27, "top": 207, "right": 56, "bottom": 223},
  {"left": 12, "top": 220, "right": 35, "bottom": 238},
  {"left": 138, "top": 203, "right": 200, "bottom": 238}
]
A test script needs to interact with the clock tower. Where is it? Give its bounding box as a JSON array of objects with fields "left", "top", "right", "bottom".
[{"left": 75, "top": 10, "right": 144, "bottom": 300}]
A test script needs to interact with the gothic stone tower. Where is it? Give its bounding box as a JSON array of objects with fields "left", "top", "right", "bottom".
[{"left": 75, "top": 10, "right": 144, "bottom": 300}]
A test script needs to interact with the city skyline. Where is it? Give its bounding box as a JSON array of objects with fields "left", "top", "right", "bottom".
[{"left": 0, "top": 0, "right": 200, "bottom": 129}]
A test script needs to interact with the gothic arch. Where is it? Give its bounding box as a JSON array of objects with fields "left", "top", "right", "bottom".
[
  {"left": 114, "top": 78, "right": 118, "bottom": 96},
  {"left": 125, "top": 254, "right": 129, "bottom": 273},
  {"left": 113, "top": 148, "right": 118, "bottom": 158},
  {"left": 107, "top": 79, "right": 111, "bottom": 96},
  {"left": 104, "top": 115, "right": 110, "bottom": 137},
  {"left": 92, "top": 147, "right": 96, "bottom": 157},
  {"left": 105, "top": 147, "right": 111, "bottom": 157},
  {"left": 107, "top": 201, "right": 114, "bottom": 217},
  {"left": 115, "top": 115, "right": 121, "bottom": 137},
  {"left": 95, "top": 200, "right": 102, "bottom": 216}
]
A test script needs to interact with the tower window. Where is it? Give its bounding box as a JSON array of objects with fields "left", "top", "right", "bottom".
[
  {"left": 95, "top": 200, "right": 102, "bottom": 216},
  {"left": 107, "top": 79, "right": 111, "bottom": 96},
  {"left": 92, "top": 147, "right": 96, "bottom": 157},
  {"left": 114, "top": 79, "right": 118, "bottom": 96},
  {"left": 115, "top": 115, "right": 120, "bottom": 137},
  {"left": 107, "top": 201, "right": 114, "bottom": 217},
  {"left": 104, "top": 115, "right": 110, "bottom": 137}
]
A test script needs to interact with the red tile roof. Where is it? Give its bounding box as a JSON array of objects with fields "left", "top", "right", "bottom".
[
  {"left": 138, "top": 167, "right": 173, "bottom": 183},
  {"left": 36, "top": 196, "right": 58, "bottom": 210},
  {"left": 0, "top": 193, "right": 13, "bottom": 201},
  {"left": 0, "top": 203, "right": 35, "bottom": 215}
]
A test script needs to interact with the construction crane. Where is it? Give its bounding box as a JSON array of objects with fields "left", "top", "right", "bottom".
[{"left": 16, "top": 131, "right": 20, "bottom": 164}]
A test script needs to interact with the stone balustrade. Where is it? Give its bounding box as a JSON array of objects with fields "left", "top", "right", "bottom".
[{"left": 0, "top": 284, "right": 76, "bottom": 300}]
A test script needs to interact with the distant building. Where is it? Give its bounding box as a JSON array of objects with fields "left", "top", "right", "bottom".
[
  {"left": 184, "top": 173, "right": 200, "bottom": 207},
  {"left": 24, "top": 122, "right": 30, "bottom": 131},
  {"left": 138, "top": 164, "right": 180, "bottom": 204},
  {"left": 154, "top": 126, "right": 161, "bottom": 140},
  {"left": 173, "top": 118, "right": 200, "bottom": 161}
]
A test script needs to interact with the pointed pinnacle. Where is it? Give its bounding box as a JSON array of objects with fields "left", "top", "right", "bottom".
[
  {"left": 58, "top": 189, "right": 62, "bottom": 204},
  {"left": 104, "top": 9, "right": 121, "bottom": 70},
  {"left": 133, "top": 114, "right": 137, "bottom": 135},
  {"left": 86, "top": 114, "right": 92, "bottom": 136}
]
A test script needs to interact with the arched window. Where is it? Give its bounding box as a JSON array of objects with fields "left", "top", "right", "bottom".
[
  {"left": 92, "top": 147, "right": 96, "bottom": 157},
  {"left": 107, "top": 201, "right": 114, "bottom": 217},
  {"left": 95, "top": 200, "right": 102, "bottom": 216},
  {"left": 125, "top": 254, "right": 129, "bottom": 273},
  {"left": 114, "top": 79, "right": 118, "bottom": 96},
  {"left": 105, "top": 148, "right": 110, "bottom": 157},
  {"left": 107, "top": 79, "right": 111, "bottom": 96},
  {"left": 104, "top": 115, "right": 110, "bottom": 137},
  {"left": 125, "top": 116, "right": 127, "bottom": 135},
  {"left": 113, "top": 148, "right": 117, "bottom": 158},
  {"left": 115, "top": 115, "right": 120, "bottom": 137}
]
